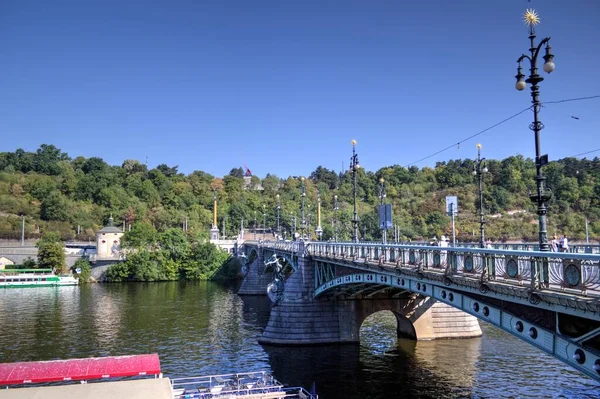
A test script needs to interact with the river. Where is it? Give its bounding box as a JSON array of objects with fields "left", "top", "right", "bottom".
[{"left": 0, "top": 281, "right": 598, "bottom": 398}]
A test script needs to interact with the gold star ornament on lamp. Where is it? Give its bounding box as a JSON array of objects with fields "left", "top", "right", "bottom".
[{"left": 524, "top": 9, "right": 540, "bottom": 27}]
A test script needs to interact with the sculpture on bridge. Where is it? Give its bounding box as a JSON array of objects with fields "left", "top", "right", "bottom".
[
  {"left": 239, "top": 254, "right": 249, "bottom": 277},
  {"left": 264, "top": 254, "right": 286, "bottom": 305}
]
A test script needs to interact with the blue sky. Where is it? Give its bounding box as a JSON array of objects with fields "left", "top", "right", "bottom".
[{"left": 1, "top": 0, "right": 599, "bottom": 178}]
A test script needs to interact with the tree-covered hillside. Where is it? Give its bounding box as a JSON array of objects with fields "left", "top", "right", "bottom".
[{"left": 1, "top": 144, "right": 599, "bottom": 243}]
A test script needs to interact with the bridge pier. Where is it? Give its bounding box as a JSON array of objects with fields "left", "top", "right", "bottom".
[
  {"left": 258, "top": 249, "right": 481, "bottom": 345},
  {"left": 238, "top": 249, "right": 273, "bottom": 295}
]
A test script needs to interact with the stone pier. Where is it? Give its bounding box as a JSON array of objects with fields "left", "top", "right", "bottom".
[
  {"left": 258, "top": 246, "right": 481, "bottom": 345},
  {"left": 237, "top": 249, "right": 273, "bottom": 295}
]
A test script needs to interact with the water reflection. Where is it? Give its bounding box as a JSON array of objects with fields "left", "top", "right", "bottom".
[{"left": 1, "top": 283, "right": 598, "bottom": 398}]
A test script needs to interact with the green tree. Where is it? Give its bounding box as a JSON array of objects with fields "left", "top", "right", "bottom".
[
  {"left": 182, "top": 242, "right": 229, "bottom": 280},
  {"left": 33, "top": 144, "right": 70, "bottom": 175},
  {"left": 121, "top": 222, "right": 157, "bottom": 249},
  {"left": 36, "top": 232, "right": 66, "bottom": 273},
  {"left": 40, "top": 191, "right": 70, "bottom": 221},
  {"left": 158, "top": 228, "right": 190, "bottom": 260},
  {"left": 71, "top": 258, "right": 92, "bottom": 282}
]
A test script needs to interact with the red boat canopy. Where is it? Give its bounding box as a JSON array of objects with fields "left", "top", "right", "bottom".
[{"left": 0, "top": 354, "right": 161, "bottom": 385}]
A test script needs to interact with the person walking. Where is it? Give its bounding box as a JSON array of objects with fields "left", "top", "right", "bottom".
[
  {"left": 560, "top": 235, "right": 569, "bottom": 252},
  {"left": 551, "top": 235, "right": 559, "bottom": 252}
]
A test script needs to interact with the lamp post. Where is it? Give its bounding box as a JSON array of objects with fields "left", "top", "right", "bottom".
[
  {"left": 290, "top": 212, "right": 297, "bottom": 239},
  {"left": 473, "top": 144, "right": 488, "bottom": 248},
  {"left": 515, "top": 9, "right": 555, "bottom": 252},
  {"left": 307, "top": 204, "right": 311, "bottom": 240},
  {"left": 300, "top": 177, "right": 306, "bottom": 239},
  {"left": 333, "top": 195, "right": 339, "bottom": 242},
  {"left": 316, "top": 190, "right": 323, "bottom": 240},
  {"left": 276, "top": 194, "right": 281, "bottom": 239},
  {"left": 262, "top": 205, "right": 266, "bottom": 240},
  {"left": 350, "top": 140, "right": 360, "bottom": 243},
  {"left": 378, "top": 178, "right": 387, "bottom": 244},
  {"left": 20, "top": 214, "right": 25, "bottom": 247}
]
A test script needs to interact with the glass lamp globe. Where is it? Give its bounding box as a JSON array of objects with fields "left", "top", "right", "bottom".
[
  {"left": 515, "top": 80, "right": 526, "bottom": 91},
  {"left": 543, "top": 61, "right": 555, "bottom": 73}
]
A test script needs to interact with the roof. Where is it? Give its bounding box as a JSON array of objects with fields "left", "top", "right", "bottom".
[
  {"left": 97, "top": 216, "right": 123, "bottom": 234},
  {"left": 0, "top": 354, "right": 161, "bottom": 385},
  {"left": 0, "top": 377, "right": 173, "bottom": 399},
  {"left": 97, "top": 226, "right": 123, "bottom": 234}
]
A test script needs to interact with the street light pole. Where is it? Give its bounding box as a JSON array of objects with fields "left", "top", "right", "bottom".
[
  {"left": 378, "top": 178, "right": 387, "bottom": 244},
  {"left": 307, "top": 204, "right": 311, "bottom": 240},
  {"left": 262, "top": 205, "right": 266, "bottom": 240},
  {"left": 316, "top": 190, "right": 323, "bottom": 241},
  {"left": 276, "top": 194, "right": 281, "bottom": 239},
  {"left": 350, "top": 140, "right": 360, "bottom": 243},
  {"left": 290, "top": 212, "right": 297, "bottom": 238},
  {"left": 473, "top": 144, "right": 488, "bottom": 248},
  {"left": 21, "top": 214, "right": 25, "bottom": 247},
  {"left": 515, "top": 8, "right": 555, "bottom": 252},
  {"left": 300, "top": 177, "right": 306, "bottom": 240},
  {"left": 333, "top": 195, "right": 339, "bottom": 242}
]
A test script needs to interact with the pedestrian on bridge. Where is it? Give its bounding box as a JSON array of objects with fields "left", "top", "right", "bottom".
[
  {"left": 560, "top": 235, "right": 569, "bottom": 252},
  {"left": 551, "top": 236, "right": 559, "bottom": 252}
]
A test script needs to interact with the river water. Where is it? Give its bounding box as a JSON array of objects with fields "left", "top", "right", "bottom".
[{"left": 0, "top": 281, "right": 598, "bottom": 398}]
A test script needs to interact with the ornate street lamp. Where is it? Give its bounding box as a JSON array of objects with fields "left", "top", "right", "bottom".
[
  {"left": 333, "top": 195, "right": 339, "bottom": 242},
  {"left": 263, "top": 210, "right": 266, "bottom": 239},
  {"left": 378, "top": 178, "right": 387, "bottom": 244},
  {"left": 276, "top": 194, "right": 281, "bottom": 239},
  {"left": 514, "top": 9, "right": 555, "bottom": 252},
  {"left": 307, "top": 204, "right": 312, "bottom": 239},
  {"left": 350, "top": 140, "right": 360, "bottom": 243},
  {"left": 300, "top": 177, "right": 306, "bottom": 239},
  {"left": 316, "top": 190, "right": 323, "bottom": 240},
  {"left": 473, "top": 144, "right": 488, "bottom": 248},
  {"left": 290, "top": 212, "right": 297, "bottom": 239}
]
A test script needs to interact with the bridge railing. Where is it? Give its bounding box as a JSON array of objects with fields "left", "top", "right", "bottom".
[
  {"left": 243, "top": 240, "right": 304, "bottom": 254},
  {"left": 382, "top": 241, "right": 600, "bottom": 254},
  {"left": 309, "top": 242, "right": 600, "bottom": 296}
]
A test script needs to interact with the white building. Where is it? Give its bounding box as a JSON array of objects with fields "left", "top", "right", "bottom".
[{"left": 96, "top": 216, "right": 124, "bottom": 259}]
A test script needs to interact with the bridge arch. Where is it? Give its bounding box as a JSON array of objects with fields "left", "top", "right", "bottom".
[
  {"left": 315, "top": 271, "right": 600, "bottom": 381},
  {"left": 359, "top": 310, "right": 417, "bottom": 342}
]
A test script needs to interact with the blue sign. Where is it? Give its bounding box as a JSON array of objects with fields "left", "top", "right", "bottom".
[
  {"left": 446, "top": 196, "right": 458, "bottom": 215},
  {"left": 378, "top": 204, "right": 393, "bottom": 229}
]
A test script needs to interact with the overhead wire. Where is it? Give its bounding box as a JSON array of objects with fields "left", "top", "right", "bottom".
[
  {"left": 407, "top": 106, "right": 531, "bottom": 167},
  {"left": 566, "top": 148, "right": 600, "bottom": 158},
  {"left": 407, "top": 95, "right": 600, "bottom": 167},
  {"left": 543, "top": 95, "right": 600, "bottom": 104}
]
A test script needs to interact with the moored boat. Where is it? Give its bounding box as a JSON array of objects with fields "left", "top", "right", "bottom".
[
  {"left": 171, "top": 371, "right": 317, "bottom": 398},
  {"left": 0, "top": 355, "right": 317, "bottom": 399},
  {"left": 0, "top": 268, "right": 78, "bottom": 288}
]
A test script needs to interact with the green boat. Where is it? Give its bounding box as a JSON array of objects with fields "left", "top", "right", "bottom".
[{"left": 0, "top": 268, "right": 78, "bottom": 288}]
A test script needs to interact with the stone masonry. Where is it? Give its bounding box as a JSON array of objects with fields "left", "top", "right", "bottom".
[
  {"left": 257, "top": 243, "right": 481, "bottom": 345},
  {"left": 237, "top": 249, "right": 273, "bottom": 295}
]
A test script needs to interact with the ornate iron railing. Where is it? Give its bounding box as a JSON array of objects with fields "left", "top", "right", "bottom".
[
  {"left": 244, "top": 240, "right": 307, "bottom": 255},
  {"left": 369, "top": 241, "right": 600, "bottom": 254},
  {"left": 308, "top": 242, "right": 600, "bottom": 296}
]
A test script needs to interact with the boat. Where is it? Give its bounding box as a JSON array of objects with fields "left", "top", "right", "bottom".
[
  {"left": 171, "top": 371, "right": 316, "bottom": 398},
  {"left": 0, "top": 354, "right": 317, "bottom": 399},
  {"left": 0, "top": 268, "right": 78, "bottom": 288}
]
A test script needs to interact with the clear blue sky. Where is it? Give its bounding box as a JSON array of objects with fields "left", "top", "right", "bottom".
[{"left": 1, "top": 0, "right": 599, "bottom": 178}]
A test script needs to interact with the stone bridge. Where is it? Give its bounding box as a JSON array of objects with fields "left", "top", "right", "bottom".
[
  {"left": 0, "top": 247, "right": 82, "bottom": 268},
  {"left": 238, "top": 240, "right": 600, "bottom": 382}
]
